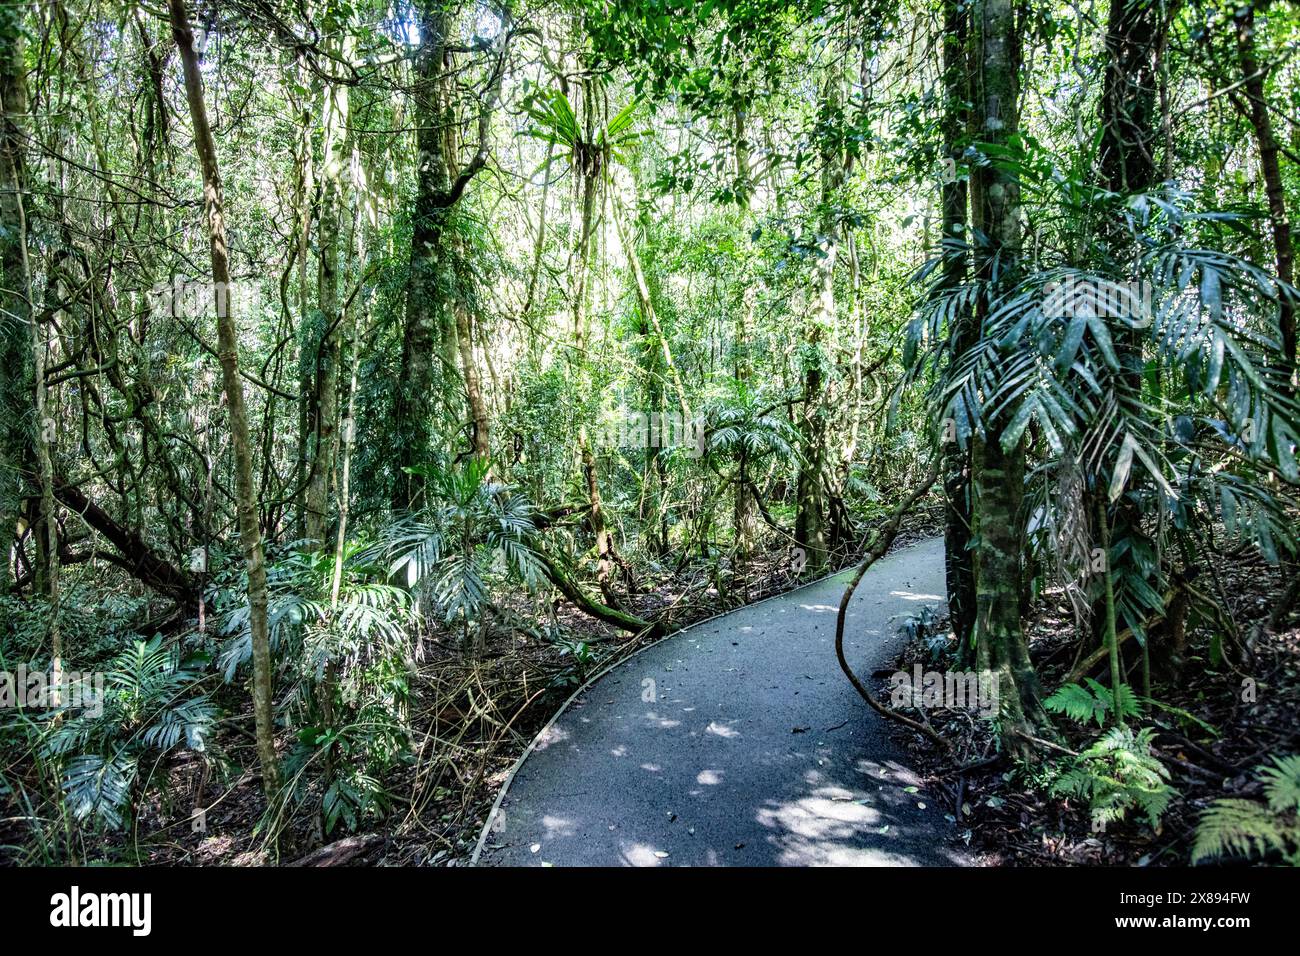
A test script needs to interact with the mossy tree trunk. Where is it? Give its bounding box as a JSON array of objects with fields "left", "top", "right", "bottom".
[
  {"left": 304, "top": 48, "right": 349, "bottom": 550},
  {"left": 795, "top": 72, "right": 842, "bottom": 576},
  {"left": 939, "top": 0, "right": 975, "bottom": 653},
  {"left": 0, "top": 8, "right": 31, "bottom": 601},
  {"left": 970, "top": 0, "right": 1054, "bottom": 752}
]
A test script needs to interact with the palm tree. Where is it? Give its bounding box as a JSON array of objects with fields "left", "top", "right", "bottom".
[
  {"left": 910, "top": 161, "right": 1300, "bottom": 741},
  {"left": 705, "top": 380, "right": 799, "bottom": 558},
  {"left": 373, "top": 458, "right": 543, "bottom": 649}
]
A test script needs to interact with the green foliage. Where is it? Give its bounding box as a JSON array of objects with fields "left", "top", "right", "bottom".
[
  {"left": 704, "top": 380, "right": 799, "bottom": 464},
  {"left": 549, "top": 637, "right": 599, "bottom": 690},
  {"left": 1045, "top": 678, "right": 1143, "bottom": 728},
  {"left": 909, "top": 138, "right": 1300, "bottom": 633},
  {"left": 523, "top": 87, "right": 643, "bottom": 170},
  {"left": 209, "top": 535, "right": 420, "bottom": 837},
  {"left": 0, "top": 586, "right": 151, "bottom": 664},
  {"left": 1193, "top": 755, "right": 1300, "bottom": 865},
  {"left": 1051, "top": 726, "right": 1176, "bottom": 830},
  {"left": 41, "top": 637, "right": 217, "bottom": 831},
  {"left": 5, "top": 0, "right": 1300, "bottom": 869},
  {"left": 214, "top": 545, "right": 413, "bottom": 682},
  {"left": 372, "top": 459, "right": 542, "bottom": 630}
]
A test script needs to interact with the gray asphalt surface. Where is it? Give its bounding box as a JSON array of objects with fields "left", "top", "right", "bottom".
[{"left": 476, "top": 536, "right": 968, "bottom": 866}]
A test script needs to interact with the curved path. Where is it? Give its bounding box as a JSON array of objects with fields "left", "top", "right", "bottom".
[{"left": 475, "top": 537, "right": 967, "bottom": 866}]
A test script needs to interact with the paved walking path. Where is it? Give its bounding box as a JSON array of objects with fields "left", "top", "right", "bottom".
[{"left": 476, "top": 537, "right": 968, "bottom": 866}]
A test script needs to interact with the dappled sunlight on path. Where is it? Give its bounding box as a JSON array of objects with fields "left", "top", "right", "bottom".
[{"left": 476, "top": 538, "right": 966, "bottom": 867}]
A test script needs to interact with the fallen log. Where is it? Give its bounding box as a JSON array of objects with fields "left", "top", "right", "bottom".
[
  {"left": 287, "top": 834, "right": 385, "bottom": 867},
  {"left": 535, "top": 549, "right": 659, "bottom": 638},
  {"left": 531, "top": 502, "right": 592, "bottom": 530},
  {"left": 1059, "top": 579, "right": 1195, "bottom": 687},
  {"left": 51, "top": 477, "right": 197, "bottom": 606}
]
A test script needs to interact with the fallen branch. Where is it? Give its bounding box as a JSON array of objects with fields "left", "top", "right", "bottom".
[
  {"left": 1059, "top": 581, "right": 1198, "bottom": 686},
  {"left": 51, "top": 477, "right": 197, "bottom": 606},
  {"left": 1062, "top": 627, "right": 1138, "bottom": 688},
  {"left": 287, "top": 834, "right": 385, "bottom": 867},
  {"left": 834, "top": 466, "right": 952, "bottom": 752},
  {"left": 531, "top": 502, "right": 592, "bottom": 531},
  {"left": 535, "top": 549, "right": 660, "bottom": 638}
]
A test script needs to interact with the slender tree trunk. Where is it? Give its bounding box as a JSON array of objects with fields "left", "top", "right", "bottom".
[
  {"left": 454, "top": 303, "right": 490, "bottom": 461},
  {"left": 168, "top": 0, "right": 279, "bottom": 795},
  {"left": 795, "top": 74, "right": 841, "bottom": 575},
  {"left": 0, "top": 20, "right": 59, "bottom": 680},
  {"left": 732, "top": 103, "right": 758, "bottom": 556},
  {"left": 614, "top": 199, "right": 690, "bottom": 423},
  {"left": 1236, "top": 7, "right": 1295, "bottom": 391},
  {"left": 304, "top": 66, "right": 347, "bottom": 550},
  {"left": 26, "top": 186, "right": 59, "bottom": 696},
  {"left": 571, "top": 145, "right": 599, "bottom": 350},
  {"left": 293, "top": 57, "right": 315, "bottom": 536},
  {"left": 939, "top": 0, "right": 975, "bottom": 650},
  {"left": 0, "top": 10, "right": 30, "bottom": 600},
  {"left": 1096, "top": 495, "right": 1124, "bottom": 720},
  {"left": 615, "top": 201, "right": 669, "bottom": 556},
  {"left": 970, "top": 0, "right": 1052, "bottom": 751},
  {"left": 522, "top": 139, "right": 554, "bottom": 322}
]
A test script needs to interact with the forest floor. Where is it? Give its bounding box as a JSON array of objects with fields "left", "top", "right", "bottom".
[
  {"left": 882, "top": 546, "right": 1300, "bottom": 866},
  {"left": 116, "top": 511, "right": 946, "bottom": 866},
  {"left": 48, "top": 504, "right": 1296, "bottom": 869},
  {"left": 34, "top": 504, "right": 1294, "bottom": 868}
]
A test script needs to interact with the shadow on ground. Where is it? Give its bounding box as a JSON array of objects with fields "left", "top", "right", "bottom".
[{"left": 477, "top": 537, "right": 969, "bottom": 867}]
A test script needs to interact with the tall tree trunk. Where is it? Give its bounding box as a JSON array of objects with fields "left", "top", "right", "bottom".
[
  {"left": 795, "top": 74, "right": 841, "bottom": 575},
  {"left": 394, "top": 2, "right": 454, "bottom": 511},
  {"left": 1094, "top": 0, "right": 1172, "bottom": 658},
  {"left": 614, "top": 199, "right": 691, "bottom": 424},
  {"left": 393, "top": 1, "right": 508, "bottom": 506},
  {"left": 168, "top": 0, "right": 279, "bottom": 795},
  {"left": 1, "top": 17, "right": 59, "bottom": 679},
  {"left": 522, "top": 139, "right": 555, "bottom": 323},
  {"left": 732, "top": 103, "right": 757, "bottom": 556},
  {"left": 293, "top": 56, "right": 315, "bottom": 537},
  {"left": 939, "top": 0, "right": 975, "bottom": 651},
  {"left": 568, "top": 78, "right": 619, "bottom": 603},
  {"left": 1236, "top": 6, "right": 1295, "bottom": 392},
  {"left": 0, "top": 9, "right": 30, "bottom": 601},
  {"left": 304, "top": 62, "right": 348, "bottom": 550},
  {"left": 1098, "top": 0, "right": 1166, "bottom": 193},
  {"left": 970, "top": 0, "right": 1051, "bottom": 750},
  {"left": 1237, "top": 4, "right": 1299, "bottom": 627}
]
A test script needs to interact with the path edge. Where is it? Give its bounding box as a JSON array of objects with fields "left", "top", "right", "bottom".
[{"left": 467, "top": 538, "right": 936, "bottom": 865}]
